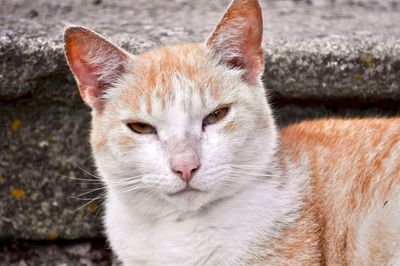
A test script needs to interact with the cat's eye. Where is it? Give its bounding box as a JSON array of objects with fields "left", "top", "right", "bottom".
[
  {"left": 127, "top": 122, "right": 157, "bottom": 135},
  {"left": 203, "top": 107, "right": 230, "bottom": 128}
]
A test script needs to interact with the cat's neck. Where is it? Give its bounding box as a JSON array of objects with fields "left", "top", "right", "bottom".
[{"left": 253, "top": 194, "right": 323, "bottom": 264}]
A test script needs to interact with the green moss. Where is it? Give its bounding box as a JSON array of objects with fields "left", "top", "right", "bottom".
[{"left": 360, "top": 54, "right": 374, "bottom": 68}]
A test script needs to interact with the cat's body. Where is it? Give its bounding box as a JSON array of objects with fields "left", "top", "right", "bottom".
[
  {"left": 105, "top": 118, "right": 400, "bottom": 265},
  {"left": 64, "top": 0, "right": 400, "bottom": 264},
  {"left": 268, "top": 118, "right": 400, "bottom": 265}
]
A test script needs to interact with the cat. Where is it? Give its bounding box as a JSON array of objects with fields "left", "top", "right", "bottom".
[{"left": 63, "top": 0, "right": 400, "bottom": 264}]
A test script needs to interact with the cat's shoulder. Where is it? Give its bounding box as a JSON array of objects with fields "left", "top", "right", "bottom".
[
  {"left": 281, "top": 117, "right": 400, "bottom": 145},
  {"left": 282, "top": 117, "right": 399, "bottom": 135},
  {"left": 279, "top": 117, "right": 400, "bottom": 163}
]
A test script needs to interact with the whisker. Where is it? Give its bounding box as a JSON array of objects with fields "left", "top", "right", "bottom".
[
  {"left": 90, "top": 201, "right": 106, "bottom": 225},
  {"left": 74, "top": 191, "right": 107, "bottom": 213},
  {"left": 223, "top": 177, "right": 255, "bottom": 186},
  {"left": 57, "top": 174, "right": 104, "bottom": 184},
  {"left": 71, "top": 162, "right": 102, "bottom": 180},
  {"left": 73, "top": 186, "right": 107, "bottom": 199}
]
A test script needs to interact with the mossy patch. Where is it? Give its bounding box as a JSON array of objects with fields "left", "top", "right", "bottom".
[
  {"left": 47, "top": 233, "right": 59, "bottom": 240},
  {"left": 360, "top": 54, "right": 374, "bottom": 68},
  {"left": 10, "top": 188, "right": 25, "bottom": 200},
  {"left": 354, "top": 73, "right": 362, "bottom": 81},
  {"left": 11, "top": 118, "right": 23, "bottom": 132}
]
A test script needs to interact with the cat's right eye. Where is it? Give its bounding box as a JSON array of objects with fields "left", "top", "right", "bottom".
[{"left": 127, "top": 122, "right": 157, "bottom": 135}]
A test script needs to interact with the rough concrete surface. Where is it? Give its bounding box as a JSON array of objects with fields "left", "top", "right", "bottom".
[
  {"left": 1, "top": 0, "right": 400, "bottom": 245},
  {"left": 2, "top": 0, "right": 400, "bottom": 101},
  {"left": 0, "top": 239, "right": 112, "bottom": 266},
  {"left": 1, "top": 104, "right": 103, "bottom": 239}
]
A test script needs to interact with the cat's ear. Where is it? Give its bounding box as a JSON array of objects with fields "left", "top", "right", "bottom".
[
  {"left": 207, "top": 0, "right": 264, "bottom": 83},
  {"left": 64, "top": 26, "right": 130, "bottom": 109}
]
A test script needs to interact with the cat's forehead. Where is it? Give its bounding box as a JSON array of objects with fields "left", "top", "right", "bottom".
[{"left": 112, "top": 43, "right": 235, "bottom": 116}]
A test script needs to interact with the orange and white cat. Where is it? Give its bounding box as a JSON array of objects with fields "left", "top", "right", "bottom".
[{"left": 64, "top": 0, "right": 400, "bottom": 265}]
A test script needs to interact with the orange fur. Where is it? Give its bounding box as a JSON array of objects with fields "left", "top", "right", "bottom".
[
  {"left": 118, "top": 44, "right": 225, "bottom": 113},
  {"left": 118, "top": 136, "right": 134, "bottom": 147},
  {"left": 260, "top": 118, "right": 400, "bottom": 265},
  {"left": 91, "top": 136, "right": 107, "bottom": 152},
  {"left": 221, "top": 120, "right": 237, "bottom": 133},
  {"left": 257, "top": 199, "right": 323, "bottom": 265}
]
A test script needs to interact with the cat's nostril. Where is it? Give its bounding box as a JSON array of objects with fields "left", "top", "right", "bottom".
[
  {"left": 173, "top": 169, "right": 183, "bottom": 176},
  {"left": 171, "top": 163, "right": 200, "bottom": 182},
  {"left": 191, "top": 167, "right": 198, "bottom": 175}
]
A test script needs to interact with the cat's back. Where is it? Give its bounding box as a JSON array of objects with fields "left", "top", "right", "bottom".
[{"left": 280, "top": 118, "right": 400, "bottom": 265}]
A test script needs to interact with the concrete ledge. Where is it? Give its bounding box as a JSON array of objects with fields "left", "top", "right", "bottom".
[
  {"left": 264, "top": 36, "right": 400, "bottom": 101},
  {"left": 1, "top": 0, "right": 400, "bottom": 240},
  {"left": 2, "top": 0, "right": 400, "bottom": 101}
]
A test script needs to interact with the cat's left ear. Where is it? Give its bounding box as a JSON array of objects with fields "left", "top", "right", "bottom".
[
  {"left": 207, "top": 0, "right": 264, "bottom": 84},
  {"left": 64, "top": 26, "right": 130, "bottom": 110}
]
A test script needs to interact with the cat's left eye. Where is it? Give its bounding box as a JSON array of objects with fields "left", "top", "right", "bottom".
[
  {"left": 203, "top": 107, "right": 230, "bottom": 128},
  {"left": 127, "top": 122, "right": 157, "bottom": 135}
]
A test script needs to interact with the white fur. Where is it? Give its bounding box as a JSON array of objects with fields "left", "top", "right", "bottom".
[{"left": 105, "top": 173, "right": 305, "bottom": 265}]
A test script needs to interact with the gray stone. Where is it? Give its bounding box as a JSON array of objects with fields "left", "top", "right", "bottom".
[
  {"left": 1, "top": 0, "right": 400, "bottom": 240},
  {"left": 264, "top": 36, "right": 400, "bottom": 101},
  {"left": 0, "top": 104, "right": 103, "bottom": 239},
  {"left": 0, "top": 239, "right": 112, "bottom": 265}
]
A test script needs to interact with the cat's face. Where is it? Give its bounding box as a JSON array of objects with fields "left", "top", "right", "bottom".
[
  {"left": 65, "top": 0, "right": 277, "bottom": 212},
  {"left": 91, "top": 44, "right": 277, "bottom": 211}
]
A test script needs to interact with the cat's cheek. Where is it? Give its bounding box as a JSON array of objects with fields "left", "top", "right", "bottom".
[{"left": 90, "top": 134, "right": 108, "bottom": 154}]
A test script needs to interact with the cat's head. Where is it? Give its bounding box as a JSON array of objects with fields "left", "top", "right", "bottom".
[{"left": 64, "top": 0, "right": 277, "bottom": 212}]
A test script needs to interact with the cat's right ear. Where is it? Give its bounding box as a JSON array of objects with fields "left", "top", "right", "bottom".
[{"left": 64, "top": 26, "right": 130, "bottom": 109}]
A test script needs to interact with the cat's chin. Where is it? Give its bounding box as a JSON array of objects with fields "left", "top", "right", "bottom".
[
  {"left": 155, "top": 187, "right": 215, "bottom": 212},
  {"left": 160, "top": 185, "right": 242, "bottom": 213},
  {"left": 167, "top": 186, "right": 204, "bottom": 197},
  {"left": 163, "top": 192, "right": 207, "bottom": 212}
]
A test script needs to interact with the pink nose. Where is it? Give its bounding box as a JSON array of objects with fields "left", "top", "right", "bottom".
[{"left": 170, "top": 153, "right": 200, "bottom": 182}]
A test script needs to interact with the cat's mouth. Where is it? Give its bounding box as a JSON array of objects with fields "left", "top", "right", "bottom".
[{"left": 168, "top": 186, "right": 203, "bottom": 197}]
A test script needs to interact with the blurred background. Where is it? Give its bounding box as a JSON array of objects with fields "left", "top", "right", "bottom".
[{"left": 1, "top": 0, "right": 400, "bottom": 265}]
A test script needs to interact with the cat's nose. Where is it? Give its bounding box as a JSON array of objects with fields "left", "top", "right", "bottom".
[{"left": 170, "top": 152, "right": 200, "bottom": 182}]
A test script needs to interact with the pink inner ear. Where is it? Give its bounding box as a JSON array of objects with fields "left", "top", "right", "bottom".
[
  {"left": 225, "top": 39, "right": 264, "bottom": 83},
  {"left": 72, "top": 58, "right": 106, "bottom": 108},
  {"left": 65, "top": 27, "right": 129, "bottom": 109},
  {"left": 207, "top": 0, "right": 264, "bottom": 84},
  {"left": 83, "top": 85, "right": 105, "bottom": 109},
  {"left": 73, "top": 58, "right": 98, "bottom": 88}
]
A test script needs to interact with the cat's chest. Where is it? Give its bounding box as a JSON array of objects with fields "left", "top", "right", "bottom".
[
  {"left": 123, "top": 214, "right": 244, "bottom": 265},
  {"left": 105, "top": 187, "right": 287, "bottom": 265}
]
